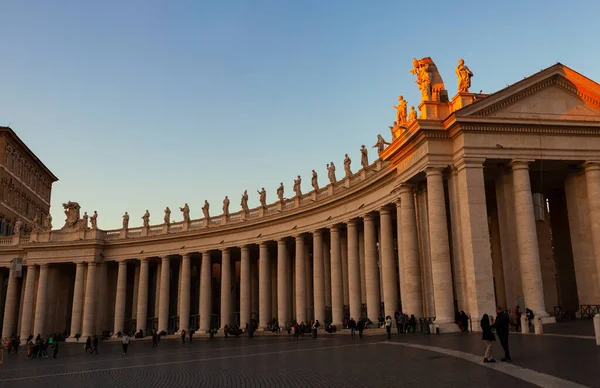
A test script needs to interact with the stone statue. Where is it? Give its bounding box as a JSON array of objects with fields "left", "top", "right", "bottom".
[
  {"left": 327, "top": 162, "right": 337, "bottom": 184},
  {"left": 62, "top": 201, "right": 82, "bottom": 229},
  {"left": 277, "top": 182, "right": 284, "bottom": 202},
  {"left": 82, "top": 212, "right": 89, "bottom": 229},
  {"left": 14, "top": 219, "right": 22, "bottom": 235},
  {"left": 180, "top": 203, "right": 190, "bottom": 223},
  {"left": 410, "top": 57, "right": 447, "bottom": 103},
  {"left": 293, "top": 176, "right": 302, "bottom": 197},
  {"left": 360, "top": 145, "right": 369, "bottom": 169},
  {"left": 202, "top": 200, "right": 210, "bottom": 219},
  {"left": 311, "top": 170, "right": 319, "bottom": 191},
  {"left": 142, "top": 210, "right": 150, "bottom": 228},
  {"left": 164, "top": 207, "right": 171, "bottom": 224},
  {"left": 122, "top": 212, "right": 129, "bottom": 229},
  {"left": 408, "top": 106, "right": 417, "bottom": 122},
  {"left": 32, "top": 214, "right": 39, "bottom": 232},
  {"left": 373, "top": 134, "right": 391, "bottom": 153},
  {"left": 44, "top": 213, "right": 52, "bottom": 231},
  {"left": 257, "top": 188, "right": 267, "bottom": 208},
  {"left": 241, "top": 190, "right": 249, "bottom": 212},
  {"left": 344, "top": 154, "right": 352, "bottom": 178},
  {"left": 90, "top": 211, "right": 98, "bottom": 229},
  {"left": 393, "top": 95, "right": 408, "bottom": 123},
  {"left": 456, "top": 58, "right": 473, "bottom": 93},
  {"left": 223, "top": 196, "right": 230, "bottom": 216}
]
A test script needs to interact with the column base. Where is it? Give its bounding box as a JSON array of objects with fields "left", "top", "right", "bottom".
[
  {"left": 65, "top": 337, "right": 82, "bottom": 343},
  {"left": 431, "top": 322, "right": 461, "bottom": 334},
  {"left": 540, "top": 316, "right": 556, "bottom": 324}
]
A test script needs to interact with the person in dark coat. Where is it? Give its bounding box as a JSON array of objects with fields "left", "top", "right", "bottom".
[
  {"left": 492, "top": 307, "right": 511, "bottom": 362},
  {"left": 480, "top": 314, "right": 496, "bottom": 363}
]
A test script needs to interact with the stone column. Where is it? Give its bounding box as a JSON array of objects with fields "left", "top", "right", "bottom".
[
  {"left": 240, "top": 246, "right": 251, "bottom": 326},
  {"left": 113, "top": 261, "right": 127, "bottom": 335},
  {"left": 179, "top": 254, "right": 191, "bottom": 332},
  {"left": 399, "top": 185, "right": 423, "bottom": 318},
  {"left": 136, "top": 258, "right": 149, "bottom": 332},
  {"left": 358, "top": 230, "right": 366, "bottom": 304},
  {"left": 341, "top": 235, "right": 349, "bottom": 306},
  {"left": 199, "top": 252, "right": 212, "bottom": 332},
  {"left": 347, "top": 220, "right": 361, "bottom": 320},
  {"left": 585, "top": 162, "right": 600, "bottom": 298},
  {"left": 70, "top": 262, "right": 85, "bottom": 336},
  {"left": 20, "top": 265, "right": 37, "bottom": 340},
  {"left": 511, "top": 160, "right": 548, "bottom": 317},
  {"left": 313, "top": 230, "right": 326, "bottom": 324},
  {"left": 95, "top": 263, "right": 108, "bottom": 334},
  {"left": 277, "top": 239, "right": 289, "bottom": 325},
  {"left": 426, "top": 167, "right": 457, "bottom": 326},
  {"left": 323, "top": 239, "right": 332, "bottom": 307},
  {"left": 81, "top": 262, "right": 97, "bottom": 337},
  {"left": 2, "top": 269, "right": 19, "bottom": 338},
  {"left": 380, "top": 207, "right": 398, "bottom": 320},
  {"left": 329, "top": 226, "right": 344, "bottom": 326},
  {"left": 158, "top": 257, "right": 170, "bottom": 333},
  {"left": 363, "top": 214, "right": 381, "bottom": 322},
  {"left": 258, "top": 242, "right": 271, "bottom": 329},
  {"left": 220, "top": 249, "right": 232, "bottom": 327},
  {"left": 33, "top": 264, "right": 49, "bottom": 336},
  {"left": 304, "top": 246, "right": 313, "bottom": 320},
  {"left": 295, "top": 235, "right": 306, "bottom": 323}
]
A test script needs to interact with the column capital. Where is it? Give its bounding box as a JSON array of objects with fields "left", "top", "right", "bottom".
[
  {"left": 425, "top": 165, "right": 447, "bottom": 177},
  {"left": 180, "top": 253, "right": 191, "bottom": 259},
  {"left": 398, "top": 183, "right": 415, "bottom": 195},
  {"left": 328, "top": 224, "right": 340, "bottom": 232},
  {"left": 258, "top": 241, "right": 269, "bottom": 249},
  {"left": 75, "top": 262, "right": 86, "bottom": 268},
  {"left": 39, "top": 263, "right": 49, "bottom": 269},
  {"left": 312, "top": 230, "right": 323, "bottom": 237},
  {"left": 346, "top": 219, "right": 358, "bottom": 228},
  {"left": 509, "top": 159, "right": 534, "bottom": 170},
  {"left": 454, "top": 157, "right": 486, "bottom": 172},
  {"left": 379, "top": 206, "right": 392, "bottom": 216},
  {"left": 221, "top": 247, "right": 230, "bottom": 253},
  {"left": 240, "top": 245, "right": 250, "bottom": 253},
  {"left": 277, "top": 237, "right": 288, "bottom": 244},
  {"left": 294, "top": 233, "right": 306, "bottom": 240},
  {"left": 87, "top": 261, "right": 97, "bottom": 267},
  {"left": 584, "top": 161, "right": 600, "bottom": 171},
  {"left": 118, "top": 260, "right": 127, "bottom": 266},
  {"left": 139, "top": 257, "right": 150, "bottom": 263},
  {"left": 362, "top": 213, "right": 374, "bottom": 222},
  {"left": 160, "top": 256, "right": 170, "bottom": 263}
]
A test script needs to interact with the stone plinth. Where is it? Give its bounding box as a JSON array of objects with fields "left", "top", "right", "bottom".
[
  {"left": 418, "top": 101, "right": 440, "bottom": 120},
  {"left": 162, "top": 224, "right": 169, "bottom": 234},
  {"left": 450, "top": 92, "right": 476, "bottom": 112},
  {"left": 311, "top": 192, "right": 317, "bottom": 202},
  {"left": 328, "top": 186, "right": 334, "bottom": 196},
  {"left": 120, "top": 229, "right": 127, "bottom": 238},
  {"left": 141, "top": 227, "right": 149, "bottom": 237},
  {"left": 258, "top": 207, "right": 265, "bottom": 217},
  {"left": 432, "top": 322, "right": 461, "bottom": 334},
  {"left": 344, "top": 178, "right": 350, "bottom": 188},
  {"left": 182, "top": 222, "right": 189, "bottom": 232},
  {"left": 221, "top": 215, "right": 228, "bottom": 225},
  {"left": 294, "top": 197, "right": 300, "bottom": 208},
  {"left": 360, "top": 170, "right": 366, "bottom": 181},
  {"left": 202, "top": 218, "right": 208, "bottom": 227},
  {"left": 277, "top": 202, "right": 283, "bottom": 212}
]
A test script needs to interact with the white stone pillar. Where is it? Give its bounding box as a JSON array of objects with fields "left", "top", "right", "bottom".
[
  {"left": 131, "top": 262, "right": 140, "bottom": 319},
  {"left": 240, "top": 246, "right": 251, "bottom": 326},
  {"left": 358, "top": 230, "right": 366, "bottom": 304},
  {"left": 20, "top": 265, "right": 37, "bottom": 340},
  {"left": 313, "top": 230, "right": 326, "bottom": 324},
  {"left": 363, "top": 214, "right": 381, "bottom": 322},
  {"left": 585, "top": 162, "right": 600, "bottom": 298},
  {"left": 511, "top": 160, "right": 548, "bottom": 317},
  {"left": 259, "top": 242, "right": 271, "bottom": 329},
  {"left": 70, "top": 262, "right": 85, "bottom": 336},
  {"left": 426, "top": 167, "right": 457, "bottom": 327},
  {"left": 323, "top": 238, "right": 331, "bottom": 307},
  {"left": 341, "top": 235, "right": 349, "bottom": 307},
  {"left": 33, "top": 264, "right": 49, "bottom": 336},
  {"left": 329, "top": 226, "right": 344, "bottom": 326},
  {"left": 399, "top": 185, "right": 423, "bottom": 318},
  {"left": 95, "top": 263, "right": 108, "bottom": 334},
  {"left": 295, "top": 235, "right": 306, "bottom": 323},
  {"left": 114, "top": 261, "right": 127, "bottom": 335},
  {"left": 136, "top": 258, "right": 149, "bottom": 332},
  {"left": 277, "top": 239, "right": 289, "bottom": 325},
  {"left": 220, "top": 249, "right": 232, "bottom": 327},
  {"left": 179, "top": 254, "right": 191, "bottom": 332},
  {"left": 304, "top": 245, "right": 313, "bottom": 320},
  {"left": 81, "top": 262, "right": 97, "bottom": 337},
  {"left": 2, "top": 269, "right": 19, "bottom": 338},
  {"left": 379, "top": 207, "right": 398, "bottom": 320},
  {"left": 199, "top": 252, "right": 212, "bottom": 332},
  {"left": 158, "top": 257, "right": 170, "bottom": 333},
  {"left": 347, "top": 220, "right": 361, "bottom": 320}
]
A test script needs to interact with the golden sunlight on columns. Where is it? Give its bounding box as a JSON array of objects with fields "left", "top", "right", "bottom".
[
  {"left": 136, "top": 258, "right": 149, "bottom": 333},
  {"left": 2, "top": 269, "right": 20, "bottom": 338},
  {"left": 277, "top": 239, "right": 289, "bottom": 325},
  {"left": 379, "top": 207, "right": 398, "bottom": 320},
  {"left": 199, "top": 252, "right": 212, "bottom": 332},
  {"left": 363, "top": 214, "right": 381, "bottom": 322},
  {"left": 313, "top": 230, "right": 326, "bottom": 325},
  {"left": 295, "top": 235, "right": 306, "bottom": 323},
  {"left": 220, "top": 249, "right": 232, "bottom": 327},
  {"left": 240, "top": 246, "right": 251, "bottom": 326},
  {"left": 19, "top": 265, "right": 37, "bottom": 340},
  {"left": 258, "top": 242, "right": 271, "bottom": 329},
  {"left": 584, "top": 162, "right": 600, "bottom": 296},
  {"left": 113, "top": 261, "right": 127, "bottom": 336},
  {"left": 179, "top": 254, "right": 191, "bottom": 332},
  {"left": 33, "top": 264, "right": 49, "bottom": 336},
  {"left": 395, "top": 200, "right": 404, "bottom": 306},
  {"left": 329, "top": 226, "right": 344, "bottom": 327},
  {"left": 82, "top": 262, "right": 97, "bottom": 337},
  {"left": 346, "top": 220, "right": 361, "bottom": 321}
]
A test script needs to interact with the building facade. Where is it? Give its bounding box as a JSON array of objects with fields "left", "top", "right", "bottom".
[{"left": 1, "top": 60, "right": 600, "bottom": 340}]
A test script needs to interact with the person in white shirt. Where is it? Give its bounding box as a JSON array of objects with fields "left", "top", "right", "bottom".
[{"left": 122, "top": 334, "right": 130, "bottom": 355}]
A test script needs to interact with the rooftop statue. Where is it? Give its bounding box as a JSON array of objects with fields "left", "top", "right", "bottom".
[
  {"left": 164, "top": 207, "right": 171, "bottom": 224},
  {"left": 257, "top": 188, "right": 267, "bottom": 208},
  {"left": 180, "top": 203, "right": 190, "bottom": 222},
  {"left": 142, "top": 210, "right": 150, "bottom": 228},
  {"left": 373, "top": 134, "right": 391, "bottom": 153},
  {"left": 32, "top": 214, "right": 39, "bottom": 232},
  {"left": 344, "top": 154, "right": 352, "bottom": 178},
  {"left": 44, "top": 213, "right": 52, "bottom": 231},
  {"left": 122, "top": 212, "right": 129, "bottom": 229},
  {"left": 82, "top": 212, "right": 89, "bottom": 230},
  {"left": 202, "top": 200, "right": 210, "bottom": 219},
  {"left": 241, "top": 191, "right": 249, "bottom": 212},
  {"left": 408, "top": 106, "right": 417, "bottom": 121},
  {"left": 393, "top": 95, "right": 408, "bottom": 124},
  {"left": 277, "top": 182, "right": 284, "bottom": 202},
  {"left": 327, "top": 162, "right": 337, "bottom": 184},
  {"left": 223, "top": 196, "right": 230, "bottom": 216},
  {"left": 311, "top": 170, "right": 319, "bottom": 191},
  {"left": 90, "top": 211, "right": 98, "bottom": 229},
  {"left": 293, "top": 176, "right": 302, "bottom": 197},
  {"left": 410, "top": 57, "right": 447, "bottom": 103},
  {"left": 456, "top": 58, "right": 474, "bottom": 93},
  {"left": 62, "top": 201, "right": 82, "bottom": 229},
  {"left": 14, "top": 219, "right": 22, "bottom": 236},
  {"left": 360, "top": 145, "right": 369, "bottom": 169}
]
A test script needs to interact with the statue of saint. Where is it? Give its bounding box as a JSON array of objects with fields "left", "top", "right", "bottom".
[
  {"left": 360, "top": 145, "right": 369, "bottom": 169},
  {"left": 257, "top": 188, "right": 267, "bottom": 208},
  {"left": 180, "top": 203, "right": 190, "bottom": 222},
  {"left": 392, "top": 95, "right": 408, "bottom": 123},
  {"left": 32, "top": 215, "right": 39, "bottom": 232},
  {"left": 123, "top": 212, "right": 130, "bottom": 229},
  {"left": 164, "top": 207, "right": 171, "bottom": 224},
  {"left": 82, "top": 212, "right": 89, "bottom": 230},
  {"left": 327, "top": 162, "right": 337, "bottom": 184},
  {"left": 90, "top": 211, "right": 98, "bottom": 229},
  {"left": 14, "top": 219, "right": 22, "bottom": 235},
  {"left": 223, "top": 196, "right": 230, "bottom": 216},
  {"left": 277, "top": 182, "right": 284, "bottom": 203},
  {"left": 293, "top": 176, "right": 302, "bottom": 197},
  {"left": 456, "top": 58, "right": 473, "bottom": 93},
  {"left": 344, "top": 154, "right": 352, "bottom": 178},
  {"left": 411, "top": 58, "right": 432, "bottom": 102},
  {"left": 44, "top": 213, "right": 52, "bottom": 231},
  {"left": 202, "top": 200, "right": 210, "bottom": 219},
  {"left": 408, "top": 106, "right": 418, "bottom": 121},
  {"left": 373, "top": 134, "right": 391, "bottom": 153},
  {"left": 311, "top": 170, "right": 319, "bottom": 191},
  {"left": 142, "top": 210, "right": 150, "bottom": 228},
  {"left": 241, "top": 190, "right": 249, "bottom": 212}
]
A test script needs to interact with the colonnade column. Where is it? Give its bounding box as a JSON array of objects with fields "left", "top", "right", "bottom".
[
  {"left": 346, "top": 220, "right": 361, "bottom": 320},
  {"left": 295, "top": 235, "right": 306, "bottom": 323},
  {"left": 313, "top": 230, "right": 325, "bottom": 324},
  {"left": 158, "top": 257, "right": 170, "bottom": 333},
  {"left": 329, "top": 226, "right": 344, "bottom": 326},
  {"left": 220, "top": 249, "right": 232, "bottom": 328},
  {"left": 258, "top": 242, "right": 271, "bottom": 329},
  {"left": 113, "top": 261, "right": 127, "bottom": 336},
  {"left": 426, "top": 167, "right": 456, "bottom": 326},
  {"left": 363, "top": 214, "right": 381, "bottom": 322},
  {"left": 33, "top": 264, "right": 49, "bottom": 336},
  {"left": 179, "top": 254, "right": 191, "bottom": 332},
  {"left": 70, "top": 262, "right": 85, "bottom": 336},
  {"left": 379, "top": 207, "right": 398, "bottom": 320},
  {"left": 136, "top": 258, "right": 149, "bottom": 332},
  {"left": 586, "top": 161, "right": 600, "bottom": 296},
  {"left": 277, "top": 239, "right": 289, "bottom": 325},
  {"left": 82, "top": 262, "right": 97, "bottom": 337},
  {"left": 240, "top": 246, "right": 251, "bottom": 326},
  {"left": 2, "top": 269, "right": 19, "bottom": 338},
  {"left": 511, "top": 160, "right": 548, "bottom": 317},
  {"left": 399, "top": 185, "right": 423, "bottom": 318},
  {"left": 20, "top": 265, "right": 37, "bottom": 340},
  {"left": 199, "top": 252, "right": 212, "bottom": 332}
]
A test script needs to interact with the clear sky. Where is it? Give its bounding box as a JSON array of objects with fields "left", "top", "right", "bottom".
[{"left": 1, "top": 0, "right": 599, "bottom": 230}]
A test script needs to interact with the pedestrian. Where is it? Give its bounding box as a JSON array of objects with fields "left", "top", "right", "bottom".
[
  {"left": 181, "top": 329, "right": 186, "bottom": 344},
  {"left": 91, "top": 334, "right": 99, "bottom": 354},
  {"left": 189, "top": 329, "right": 193, "bottom": 343},
  {"left": 293, "top": 321, "right": 299, "bottom": 339},
  {"left": 397, "top": 313, "right": 406, "bottom": 334},
  {"left": 480, "top": 314, "right": 496, "bottom": 363},
  {"left": 385, "top": 315, "right": 393, "bottom": 339},
  {"left": 53, "top": 340, "right": 59, "bottom": 358},
  {"left": 122, "top": 333, "right": 130, "bottom": 355},
  {"left": 85, "top": 336, "right": 92, "bottom": 354},
  {"left": 357, "top": 318, "right": 365, "bottom": 339},
  {"left": 492, "top": 307, "right": 511, "bottom": 362},
  {"left": 513, "top": 305, "right": 522, "bottom": 332},
  {"left": 152, "top": 329, "right": 158, "bottom": 348},
  {"left": 349, "top": 318, "right": 357, "bottom": 339}
]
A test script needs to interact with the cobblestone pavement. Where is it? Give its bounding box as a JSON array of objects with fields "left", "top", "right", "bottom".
[
  {"left": 0, "top": 335, "right": 539, "bottom": 388},
  {"left": 541, "top": 318, "right": 595, "bottom": 336}
]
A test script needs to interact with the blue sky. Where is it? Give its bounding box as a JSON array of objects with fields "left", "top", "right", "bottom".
[{"left": 1, "top": 0, "right": 599, "bottom": 229}]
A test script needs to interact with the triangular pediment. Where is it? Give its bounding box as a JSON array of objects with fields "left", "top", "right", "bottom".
[{"left": 456, "top": 64, "right": 600, "bottom": 122}]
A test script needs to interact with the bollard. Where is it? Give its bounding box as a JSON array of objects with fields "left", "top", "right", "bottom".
[
  {"left": 594, "top": 314, "right": 600, "bottom": 346},
  {"left": 533, "top": 316, "right": 543, "bottom": 335},
  {"left": 520, "top": 315, "right": 529, "bottom": 334}
]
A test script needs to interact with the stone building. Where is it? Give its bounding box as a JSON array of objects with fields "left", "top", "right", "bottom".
[{"left": 1, "top": 60, "right": 599, "bottom": 340}]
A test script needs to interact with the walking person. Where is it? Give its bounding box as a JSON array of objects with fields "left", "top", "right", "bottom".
[
  {"left": 385, "top": 315, "right": 393, "bottom": 339},
  {"left": 480, "top": 314, "right": 496, "bottom": 363},
  {"left": 492, "top": 307, "right": 511, "bottom": 362},
  {"left": 85, "top": 336, "right": 92, "bottom": 354},
  {"left": 152, "top": 329, "right": 158, "bottom": 348},
  {"left": 357, "top": 318, "right": 365, "bottom": 339},
  {"left": 91, "top": 334, "right": 99, "bottom": 354},
  {"left": 189, "top": 329, "right": 193, "bottom": 343},
  {"left": 122, "top": 333, "right": 130, "bottom": 355},
  {"left": 53, "top": 340, "right": 59, "bottom": 358},
  {"left": 349, "top": 318, "right": 357, "bottom": 339},
  {"left": 181, "top": 329, "right": 186, "bottom": 344}
]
